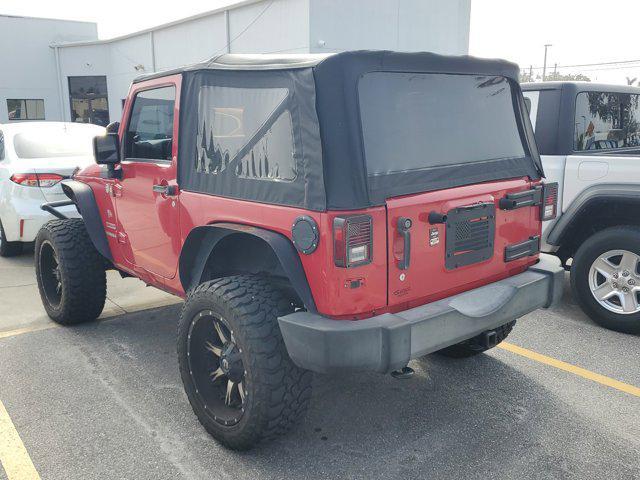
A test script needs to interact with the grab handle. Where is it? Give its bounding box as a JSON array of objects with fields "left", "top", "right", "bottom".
[{"left": 397, "top": 217, "right": 412, "bottom": 270}]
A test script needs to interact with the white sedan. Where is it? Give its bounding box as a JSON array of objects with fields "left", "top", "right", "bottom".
[{"left": 0, "top": 122, "right": 105, "bottom": 256}]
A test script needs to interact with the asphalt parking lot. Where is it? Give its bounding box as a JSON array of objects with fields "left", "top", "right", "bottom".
[{"left": 0, "top": 251, "right": 638, "bottom": 480}]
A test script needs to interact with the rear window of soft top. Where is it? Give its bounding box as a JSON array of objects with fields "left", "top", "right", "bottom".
[{"left": 358, "top": 72, "right": 527, "bottom": 177}]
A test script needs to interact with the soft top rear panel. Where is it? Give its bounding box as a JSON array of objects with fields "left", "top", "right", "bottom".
[
  {"left": 312, "top": 51, "right": 542, "bottom": 209},
  {"left": 172, "top": 51, "right": 542, "bottom": 211}
]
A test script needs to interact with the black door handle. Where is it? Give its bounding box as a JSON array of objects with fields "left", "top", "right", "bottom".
[
  {"left": 152, "top": 184, "right": 178, "bottom": 196},
  {"left": 397, "top": 217, "right": 412, "bottom": 270}
]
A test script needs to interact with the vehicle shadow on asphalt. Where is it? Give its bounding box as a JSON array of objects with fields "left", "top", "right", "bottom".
[{"left": 2, "top": 303, "right": 637, "bottom": 480}]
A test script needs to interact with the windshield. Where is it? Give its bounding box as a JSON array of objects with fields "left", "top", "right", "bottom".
[
  {"left": 13, "top": 129, "right": 97, "bottom": 159},
  {"left": 358, "top": 72, "right": 527, "bottom": 177}
]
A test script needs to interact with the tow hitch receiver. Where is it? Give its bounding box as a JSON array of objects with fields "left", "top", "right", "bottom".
[
  {"left": 483, "top": 330, "right": 499, "bottom": 349},
  {"left": 391, "top": 366, "right": 415, "bottom": 379}
]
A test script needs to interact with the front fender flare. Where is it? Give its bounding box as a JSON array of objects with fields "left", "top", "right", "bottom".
[
  {"left": 60, "top": 180, "right": 113, "bottom": 262},
  {"left": 179, "top": 223, "right": 317, "bottom": 313}
]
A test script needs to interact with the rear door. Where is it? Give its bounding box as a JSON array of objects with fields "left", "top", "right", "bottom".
[
  {"left": 563, "top": 89, "right": 640, "bottom": 211},
  {"left": 386, "top": 179, "right": 540, "bottom": 307},
  {"left": 114, "top": 76, "right": 181, "bottom": 279},
  {"left": 358, "top": 71, "right": 543, "bottom": 307}
]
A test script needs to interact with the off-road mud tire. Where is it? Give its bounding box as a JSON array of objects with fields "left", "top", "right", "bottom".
[
  {"left": 35, "top": 218, "right": 106, "bottom": 324},
  {"left": 177, "top": 275, "right": 312, "bottom": 450}
]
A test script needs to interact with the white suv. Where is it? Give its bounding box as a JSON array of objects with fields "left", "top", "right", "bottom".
[
  {"left": 523, "top": 82, "right": 640, "bottom": 334},
  {"left": 0, "top": 122, "right": 104, "bottom": 256}
]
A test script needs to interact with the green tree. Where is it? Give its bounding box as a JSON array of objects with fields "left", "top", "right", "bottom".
[{"left": 545, "top": 72, "right": 591, "bottom": 82}]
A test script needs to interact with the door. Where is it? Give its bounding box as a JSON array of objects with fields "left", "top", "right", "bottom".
[
  {"left": 115, "top": 79, "right": 181, "bottom": 278},
  {"left": 563, "top": 90, "right": 640, "bottom": 211},
  {"left": 386, "top": 179, "right": 541, "bottom": 308}
]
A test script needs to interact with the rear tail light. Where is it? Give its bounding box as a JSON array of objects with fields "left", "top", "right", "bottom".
[
  {"left": 541, "top": 182, "right": 558, "bottom": 220},
  {"left": 10, "top": 173, "right": 64, "bottom": 188},
  {"left": 333, "top": 215, "right": 373, "bottom": 267}
]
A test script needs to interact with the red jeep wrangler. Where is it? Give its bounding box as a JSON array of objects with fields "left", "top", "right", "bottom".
[{"left": 35, "top": 51, "right": 563, "bottom": 450}]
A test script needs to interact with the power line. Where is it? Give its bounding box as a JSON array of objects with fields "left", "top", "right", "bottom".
[
  {"left": 212, "top": 0, "right": 275, "bottom": 56},
  {"left": 573, "top": 64, "right": 640, "bottom": 73},
  {"left": 527, "top": 58, "right": 640, "bottom": 70}
]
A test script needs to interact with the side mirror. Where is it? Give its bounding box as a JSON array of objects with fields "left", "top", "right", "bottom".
[
  {"left": 93, "top": 133, "right": 120, "bottom": 165},
  {"left": 105, "top": 121, "right": 120, "bottom": 134},
  {"left": 93, "top": 133, "right": 121, "bottom": 179}
]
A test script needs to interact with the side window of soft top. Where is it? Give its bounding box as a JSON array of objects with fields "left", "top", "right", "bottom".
[{"left": 124, "top": 86, "right": 175, "bottom": 162}]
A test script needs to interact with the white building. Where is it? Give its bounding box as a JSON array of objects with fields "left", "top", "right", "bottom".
[{"left": 1, "top": 0, "right": 471, "bottom": 125}]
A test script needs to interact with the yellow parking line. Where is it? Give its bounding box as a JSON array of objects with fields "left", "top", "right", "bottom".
[
  {"left": 0, "top": 324, "right": 57, "bottom": 341},
  {"left": 498, "top": 342, "right": 640, "bottom": 398},
  {"left": 0, "top": 400, "right": 40, "bottom": 480}
]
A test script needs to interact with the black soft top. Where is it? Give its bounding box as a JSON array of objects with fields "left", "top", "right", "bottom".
[
  {"left": 522, "top": 81, "right": 640, "bottom": 95},
  {"left": 134, "top": 51, "right": 521, "bottom": 82},
  {"left": 166, "top": 51, "right": 540, "bottom": 211}
]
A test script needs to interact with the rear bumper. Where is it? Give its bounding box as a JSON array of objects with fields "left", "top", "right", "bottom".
[{"left": 278, "top": 255, "right": 564, "bottom": 374}]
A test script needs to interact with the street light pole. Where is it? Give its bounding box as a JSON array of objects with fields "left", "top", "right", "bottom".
[{"left": 542, "top": 44, "right": 552, "bottom": 81}]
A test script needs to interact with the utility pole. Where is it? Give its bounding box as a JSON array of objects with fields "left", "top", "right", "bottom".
[{"left": 542, "top": 44, "right": 552, "bottom": 81}]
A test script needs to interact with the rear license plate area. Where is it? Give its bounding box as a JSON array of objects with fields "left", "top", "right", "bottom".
[{"left": 445, "top": 202, "right": 495, "bottom": 270}]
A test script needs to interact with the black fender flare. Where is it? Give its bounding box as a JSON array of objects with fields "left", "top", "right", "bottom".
[
  {"left": 60, "top": 180, "right": 113, "bottom": 262},
  {"left": 546, "top": 184, "right": 640, "bottom": 247},
  {"left": 179, "top": 223, "right": 317, "bottom": 313}
]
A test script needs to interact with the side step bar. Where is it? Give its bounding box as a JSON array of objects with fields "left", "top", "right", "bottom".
[{"left": 40, "top": 200, "right": 75, "bottom": 220}]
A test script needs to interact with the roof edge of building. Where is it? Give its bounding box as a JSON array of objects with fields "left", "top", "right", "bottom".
[
  {"left": 0, "top": 13, "right": 96, "bottom": 26},
  {"left": 50, "top": 0, "right": 264, "bottom": 49}
]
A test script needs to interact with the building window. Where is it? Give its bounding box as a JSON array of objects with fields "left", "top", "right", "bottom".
[
  {"left": 7, "top": 99, "right": 45, "bottom": 121},
  {"left": 68, "top": 76, "right": 109, "bottom": 126}
]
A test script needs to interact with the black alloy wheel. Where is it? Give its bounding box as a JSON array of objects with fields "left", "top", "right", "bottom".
[
  {"left": 187, "top": 310, "right": 247, "bottom": 426},
  {"left": 177, "top": 276, "right": 312, "bottom": 450},
  {"left": 38, "top": 240, "right": 63, "bottom": 309}
]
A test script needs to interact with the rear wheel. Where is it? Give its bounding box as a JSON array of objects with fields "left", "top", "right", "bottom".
[
  {"left": 571, "top": 227, "right": 640, "bottom": 334},
  {"left": 177, "top": 275, "right": 312, "bottom": 450},
  {"left": 0, "top": 219, "right": 22, "bottom": 257},
  {"left": 35, "top": 219, "right": 106, "bottom": 324},
  {"left": 435, "top": 321, "right": 515, "bottom": 358}
]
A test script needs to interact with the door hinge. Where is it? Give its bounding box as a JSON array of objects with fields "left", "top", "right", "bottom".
[
  {"left": 106, "top": 183, "right": 123, "bottom": 198},
  {"left": 499, "top": 186, "right": 542, "bottom": 210}
]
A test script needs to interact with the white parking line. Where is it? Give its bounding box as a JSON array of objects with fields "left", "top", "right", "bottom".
[{"left": 0, "top": 399, "right": 40, "bottom": 480}]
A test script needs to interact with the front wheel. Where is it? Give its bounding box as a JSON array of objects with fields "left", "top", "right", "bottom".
[
  {"left": 35, "top": 219, "right": 106, "bottom": 324},
  {"left": 571, "top": 226, "right": 640, "bottom": 334},
  {"left": 177, "top": 275, "right": 312, "bottom": 450}
]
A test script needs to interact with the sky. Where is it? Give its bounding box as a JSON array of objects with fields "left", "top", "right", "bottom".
[
  {"left": 469, "top": 0, "right": 640, "bottom": 84},
  {"left": 2, "top": 0, "right": 640, "bottom": 85}
]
